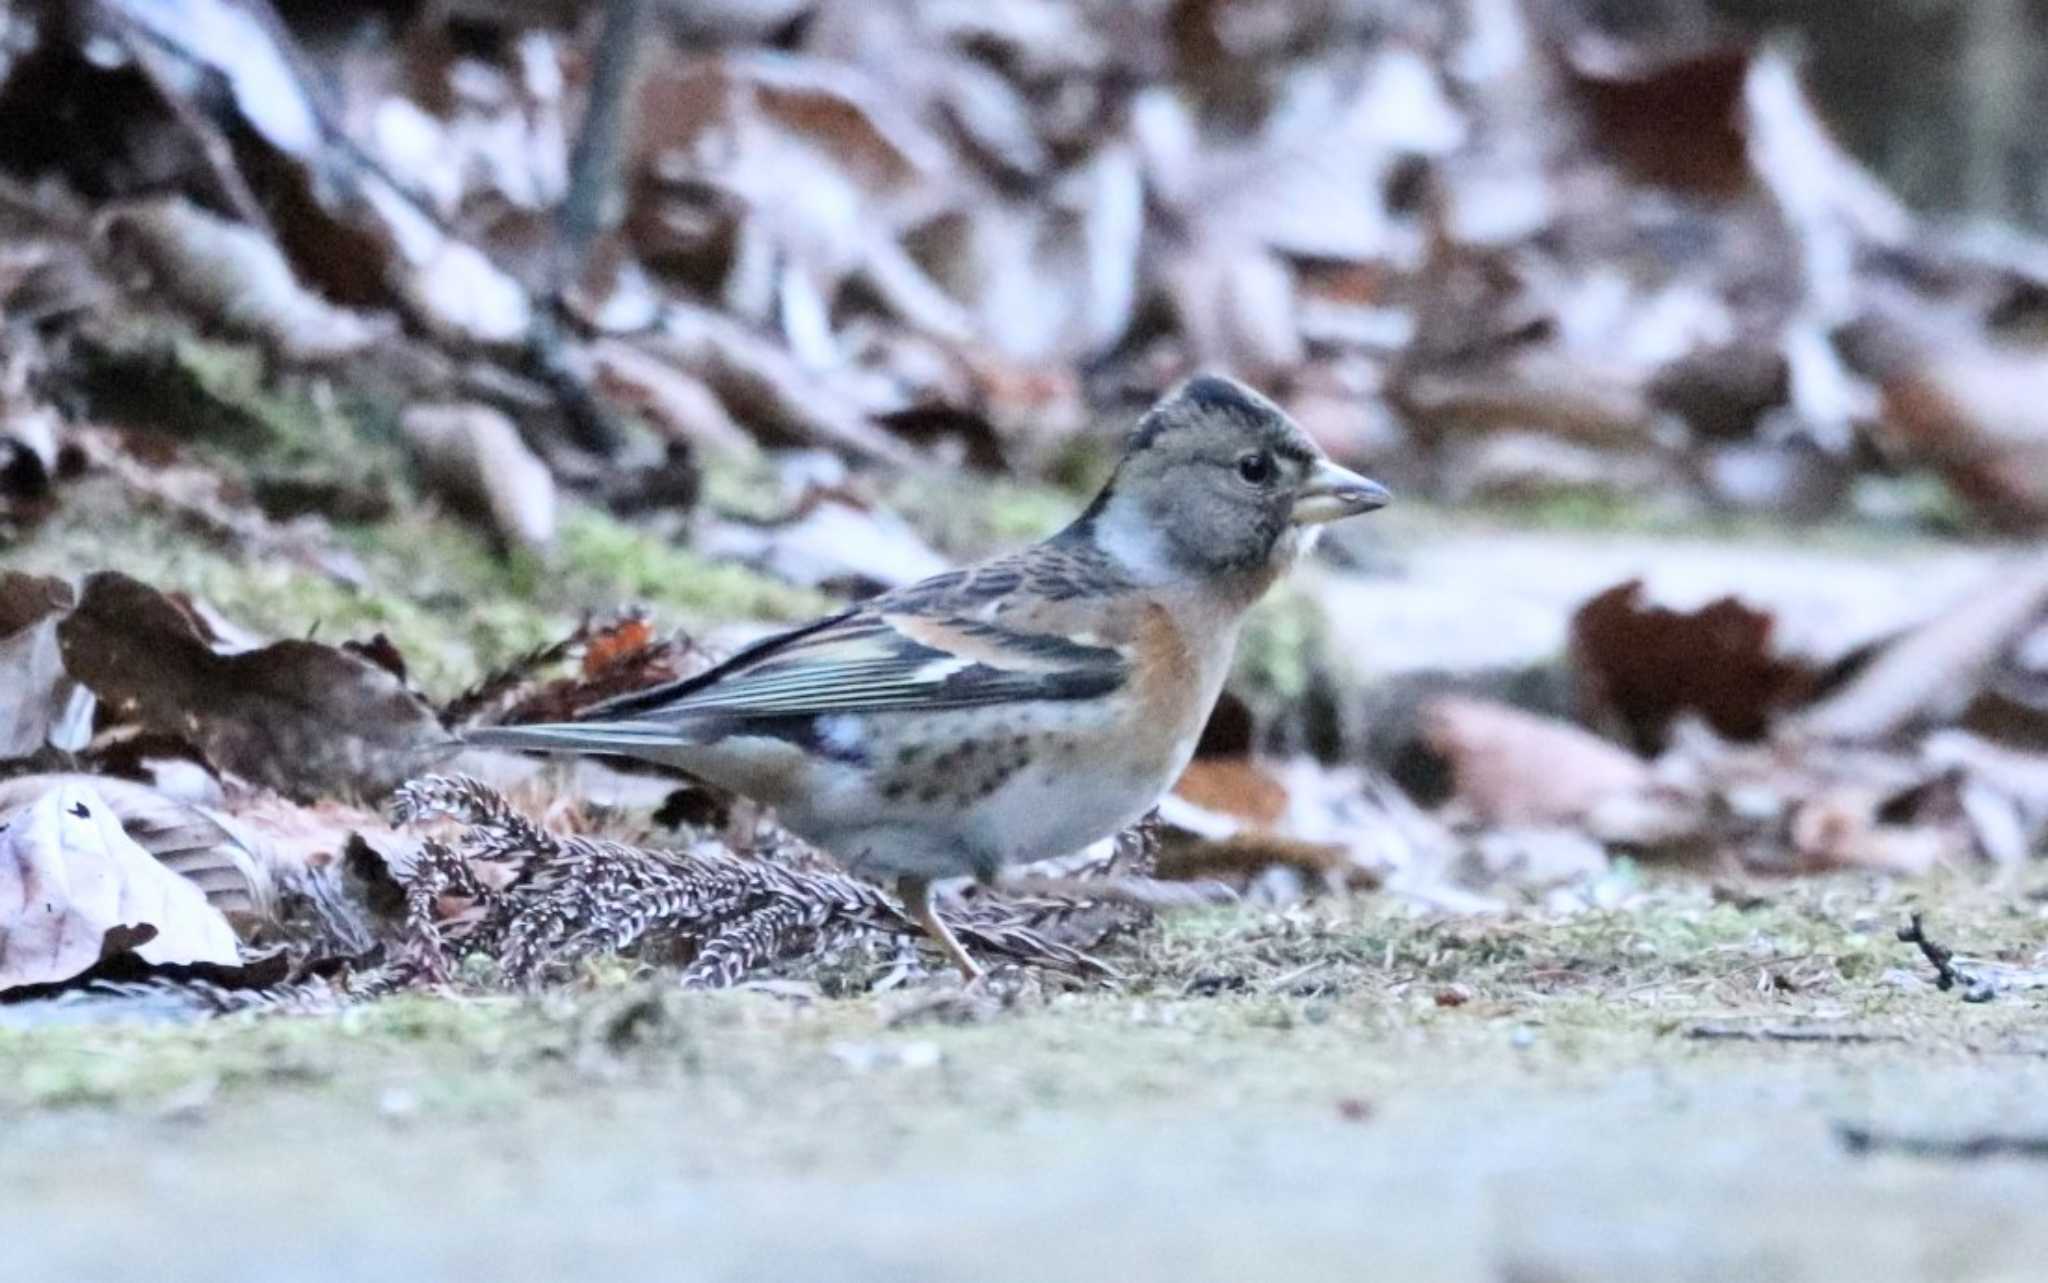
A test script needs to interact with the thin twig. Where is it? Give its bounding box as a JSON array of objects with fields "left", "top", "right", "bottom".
[
  {"left": 1837, "top": 1124, "right": 2048, "bottom": 1161},
  {"left": 1686, "top": 1023, "right": 1906, "bottom": 1045},
  {"left": 1898, "top": 913, "right": 1996, "bottom": 1002}
]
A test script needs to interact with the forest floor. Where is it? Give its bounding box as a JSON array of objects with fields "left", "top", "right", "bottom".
[
  {"left": 7, "top": 5, "right": 2048, "bottom": 1274},
  {"left": 10, "top": 388, "right": 2048, "bottom": 1280},
  {"left": 5, "top": 870, "right": 2046, "bottom": 1282}
]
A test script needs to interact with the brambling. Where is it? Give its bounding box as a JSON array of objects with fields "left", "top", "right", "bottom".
[{"left": 470, "top": 375, "right": 1390, "bottom": 978}]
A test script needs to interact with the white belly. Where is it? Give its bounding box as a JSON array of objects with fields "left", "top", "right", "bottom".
[
  {"left": 783, "top": 695, "right": 1204, "bottom": 883},
  {"left": 978, "top": 743, "right": 1191, "bottom": 864}
]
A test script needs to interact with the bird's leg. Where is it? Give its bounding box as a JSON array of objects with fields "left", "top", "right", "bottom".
[{"left": 897, "top": 875, "right": 985, "bottom": 982}]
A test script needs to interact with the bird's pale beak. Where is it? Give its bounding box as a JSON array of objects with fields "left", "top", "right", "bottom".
[{"left": 1291, "top": 460, "right": 1392, "bottom": 525}]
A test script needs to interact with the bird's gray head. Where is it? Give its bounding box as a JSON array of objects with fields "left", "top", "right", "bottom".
[{"left": 1066, "top": 375, "right": 1390, "bottom": 591}]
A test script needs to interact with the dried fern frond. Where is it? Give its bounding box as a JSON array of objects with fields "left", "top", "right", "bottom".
[
  {"left": 57, "top": 975, "right": 360, "bottom": 1017},
  {"left": 386, "top": 775, "right": 1115, "bottom": 988},
  {"left": 965, "top": 814, "right": 1185, "bottom": 955},
  {"left": 437, "top": 627, "right": 586, "bottom": 728}
]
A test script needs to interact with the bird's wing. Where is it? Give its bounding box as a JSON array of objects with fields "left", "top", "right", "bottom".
[{"left": 575, "top": 606, "right": 1128, "bottom": 723}]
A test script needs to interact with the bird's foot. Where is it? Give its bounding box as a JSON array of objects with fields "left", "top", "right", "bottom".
[{"left": 897, "top": 875, "right": 987, "bottom": 983}]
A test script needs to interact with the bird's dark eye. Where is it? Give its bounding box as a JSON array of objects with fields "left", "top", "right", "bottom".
[{"left": 1236, "top": 452, "right": 1274, "bottom": 485}]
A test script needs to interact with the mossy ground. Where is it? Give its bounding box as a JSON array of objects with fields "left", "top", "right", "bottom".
[
  {"left": 6, "top": 874, "right": 2046, "bottom": 1282},
  {"left": 6, "top": 870, "right": 2042, "bottom": 1118}
]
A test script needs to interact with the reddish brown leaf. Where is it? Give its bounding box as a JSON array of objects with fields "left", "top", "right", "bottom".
[
  {"left": 1563, "top": 41, "right": 1754, "bottom": 200},
  {"left": 582, "top": 616, "right": 655, "bottom": 678},
  {"left": 1572, "top": 580, "right": 1816, "bottom": 754},
  {"left": 1172, "top": 758, "right": 1289, "bottom": 828}
]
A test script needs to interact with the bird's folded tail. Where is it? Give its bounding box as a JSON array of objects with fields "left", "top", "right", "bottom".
[{"left": 462, "top": 720, "right": 691, "bottom": 756}]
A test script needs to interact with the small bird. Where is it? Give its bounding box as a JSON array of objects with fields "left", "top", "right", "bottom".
[{"left": 469, "top": 375, "right": 1390, "bottom": 978}]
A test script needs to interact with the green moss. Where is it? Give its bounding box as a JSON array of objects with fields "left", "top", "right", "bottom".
[
  {"left": 556, "top": 508, "right": 832, "bottom": 623},
  {"left": 73, "top": 321, "right": 406, "bottom": 514},
  {"left": 0, "top": 994, "right": 569, "bottom": 1112},
  {"left": 2, "top": 871, "right": 2041, "bottom": 1125},
  {"left": 9, "top": 485, "right": 496, "bottom": 689},
  {"left": 10, "top": 479, "right": 831, "bottom": 695}
]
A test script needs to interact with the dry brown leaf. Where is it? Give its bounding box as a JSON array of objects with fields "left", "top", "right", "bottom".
[
  {"left": 1156, "top": 758, "right": 1433, "bottom": 896},
  {"left": 630, "top": 49, "right": 965, "bottom": 353},
  {"left": 1573, "top": 580, "right": 1816, "bottom": 753},
  {"left": 909, "top": 147, "right": 1143, "bottom": 363},
  {"left": 1172, "top": 757, "right": 1290, "bottom": 828},
  {"left": 1422, "top": 695, "right": 1654, "bottom": 827},
  {"left": 1563, "top": 39, "right": 1753, "bottom": 200},
  {"left": 646, "top": 304, "right": 917, "bottom": 464},
  {"left": 498, "top": 617, "right": 706, "bottom": 726},
  {"left": 400, "top": 403, "right": 557, "bottom": 552},
  {"left": 0, "top": 779, "right": 241, "bottom": 992},
  {"left": 1846, "top": 312, "right": 2048, "bottom": 530},
  {"left": 1154, "top": 831, "right": 1358, "bottom": 889},
  {"left": 372, "top": 182, "right": 536, "bottom": 346},
  {"left": 104, "top": 0, "right": 537, "bottom": 347},
  {"left": 54, "top": 572, "right": 446, "bottom": 800},
  {"left": 1162, "top": 244, "right": 1303, "bottom": 383},
  {"left": 98, "top": 0, "right": 324, "bottom": 160},
  {"left": 1396, "top": 349, "right": 1659, "bottom": 448},
  {"left": 587, "top": 339, "right": 759, "bottom": 456}
]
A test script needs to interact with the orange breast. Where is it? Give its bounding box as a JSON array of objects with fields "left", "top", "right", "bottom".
[{"left": 1120, "top": 601, "right": 1221, "bottom": 773}]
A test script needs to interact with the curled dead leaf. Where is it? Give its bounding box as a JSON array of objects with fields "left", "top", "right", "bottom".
[
  {"left": 1788, "top": 787, "right": 1958, "bottom": 876},
  {"left": 1172, "top": 757, "right": 1289, "bottom": 829},
  {"left": 0, "top": 773, "right": 272, "bottom": 925},
  {"left": 1796, "top": 555, "right": 2048, "bottom": 743},
  {"left": 0, "top": 780, "right": 241, "bottom": 992},
  {"left": 588, "top": 339, "right": 758, "bottom": 456},
  {"left": 699, "top": 490, "right": 949, "bottom": 595},
  {"left": 1842, "top": 309, "right": 2048, "bottom": 531},
  {"left": 646, "top": 304, "right": 916, "bottom": 464}
]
